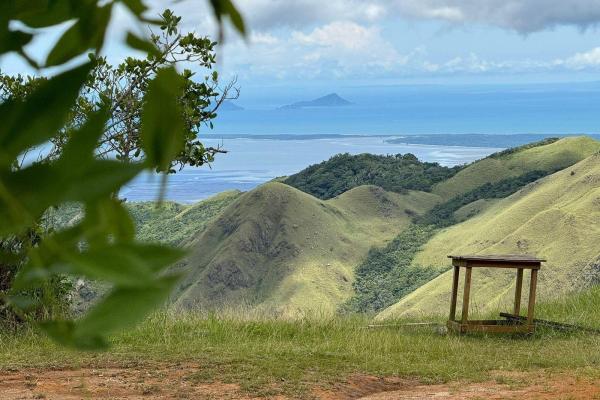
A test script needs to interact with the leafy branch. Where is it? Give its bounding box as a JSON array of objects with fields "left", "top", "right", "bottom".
[{"left": 0, "top": 0, "right": 246, "bottom": 349}]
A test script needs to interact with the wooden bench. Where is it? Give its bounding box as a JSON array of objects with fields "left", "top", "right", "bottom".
[{"left": 447, "top": 255, "right": 545, "bottom": 334}]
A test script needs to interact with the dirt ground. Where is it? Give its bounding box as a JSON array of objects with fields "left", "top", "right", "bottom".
[{"left": 0, "top": 363, "right": 598, "bottom": 400}]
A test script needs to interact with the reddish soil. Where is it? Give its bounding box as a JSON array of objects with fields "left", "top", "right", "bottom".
[{"left": 0, "top": 364, "right": 598, "bottom": 399}]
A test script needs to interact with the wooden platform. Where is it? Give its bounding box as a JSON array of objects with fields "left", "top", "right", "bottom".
[
  {"left": 446, "top": 254, "right": 544, "bottom": 335},
  {"left": 447, "top": 319, "right": 535, "bottom": 334}
]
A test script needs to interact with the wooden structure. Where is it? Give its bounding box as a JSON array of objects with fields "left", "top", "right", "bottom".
[{"left": 447, "top": 255, "right": 545, "bottom": 334}]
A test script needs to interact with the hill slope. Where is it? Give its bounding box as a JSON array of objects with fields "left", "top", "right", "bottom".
[
  {"left": 432, "top": 136, "right": 600, "bottom": 199},
  {"left": 171, "top": 183, "right": 440, "bottom": 316},
  {"left": 127, "top": 190, "right": 242, "bottom": 247},
  {"left": 377, "top": 153, "right": 600, "bottom": 319}
]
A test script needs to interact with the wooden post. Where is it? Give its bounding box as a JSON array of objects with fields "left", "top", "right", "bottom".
[
  {"left": 461, "top": 267, "right": 472, "bottom": 324},
  {"left": 514, "top": 268, "right": 523, "bottom": 316},
  {"left": 449, "top": 266, "right": 460, "bottom": 321},
  {"left": 527, "top": 269, "right": 538, "bottom": 326}
]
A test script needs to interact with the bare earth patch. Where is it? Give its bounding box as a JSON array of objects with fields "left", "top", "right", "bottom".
[{"left": 0, "top": 364, "right": 598, "bottom": 399}]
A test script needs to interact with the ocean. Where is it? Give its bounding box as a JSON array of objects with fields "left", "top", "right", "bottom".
[{"left": 121, "top": 82, "right": 600, "bottom": 203}]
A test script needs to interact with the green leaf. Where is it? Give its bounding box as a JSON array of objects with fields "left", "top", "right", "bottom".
[
  {"left": 42, "top": 275, "right": 178, "bottom": 350},
  {"left": 0, "top": 164, "right": 63, "bottom": 232},
  {"left": 125, "top": 32, "right": 160, "bottom": 56},
  {"left": 57, "top": 106, "right": 110, "bottom": 171},
  {"left": 120, "top": 0, "right": 147, "bottom": 16},
  {"left": 0, "top": 30, "right": 33, "bottom": 55},
  {"left": 13, "top": 0, "right": 83, "bottom": 29},
  {"left": 6, "top": 294, "right": 41, "bottom": 312},
  {"left": 84, "top": 198, "right": 136, "bottom": 242},
  {"left": 45, "top": 4, "right": 112, "bottom": 67},
  {"left": 124, "top": 244, "right": 186, "bottom": 273},
  {"left": 0, "top": 161, "right": 140, "bottom": 234},
  {"left": 209, "top": 0, "right": 246, "bottom": 36},
  {"left": 75, "top": 275, "right": 180, "bottom": 338},
  {"left": 141, "top": 67, "right": 185, "bottom": 172},
  {"left": 40, "top": 320, "right": 109, "bottom": 350},
  {"left": 223, "top": 0, "right": 246, "bottom": 35},
  {"left": 0, "top": 62, "right": 91, "bottom": 167},
  {"left": 66, "top": 161, "right": 142, "bottom": 202},
  {"left": 67, "top": 245, "right": 157, "bottom": 286}
]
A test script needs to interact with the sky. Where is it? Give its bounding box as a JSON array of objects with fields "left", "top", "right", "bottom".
[{"left": 3, "top": 0, "right": 600, "bottom": 91}]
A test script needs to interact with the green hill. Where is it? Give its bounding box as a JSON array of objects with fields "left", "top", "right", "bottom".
[
  {"left": 284, "top": 153, "right": 461, "bottom": 200},
  {"left": 171, "top": 182, "right": 440, "bottom": 316},
  {"left": 432, "top": 136, "right": 600, "bottom": 199},
  {"left": 377, "top": 152, "right": 600, "bottom": 319},
  {"left": 128, "top": 190, "right": 242, "bottom": 246},
  {"left": 342, "top": 136, "right": 600, "bottom": 314},
  {"left": 67, "top": 192, "right": 241, "bottom": 314}
]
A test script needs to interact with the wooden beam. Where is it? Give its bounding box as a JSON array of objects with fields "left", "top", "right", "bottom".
[
  {"left": 452, "top": 261, "right": 540, "bottom": 270},
  {"left": 461, "top": 267, "right": 472, "bottom": 324},
  {"left": 449, "top": 266, "right": 460, "bottom": 321},
  {"left": 500, "top": 313, "right": 600, "bottom": 334},
  {"left": 527, "top": 269, "right": 538, "bottom": 326},
  {"left": 514, "top": 268, "right": 523, "bottom": 316}
]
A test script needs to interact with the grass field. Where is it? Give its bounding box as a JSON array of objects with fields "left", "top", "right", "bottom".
[{"left": 1, "top": 288, "right": 600, "bottom": 398}]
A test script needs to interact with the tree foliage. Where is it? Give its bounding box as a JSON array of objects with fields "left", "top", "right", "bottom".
[
  {"left": 284, "top": 153, "right": 462, "bottom": 200},
  {"left": 341, "top": 225, "right": 443, "bottom": 314},
  {"left": 1, "top": 10, "right": 239, "bottom": 172},
  {"left": 0, "top": 0, "right": 245, "bottom": 349}
]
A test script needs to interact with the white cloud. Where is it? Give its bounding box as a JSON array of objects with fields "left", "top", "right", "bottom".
[
  {"left": 292, "top": 21, "right": 382, "bottom": 51},
  {"left": 559, "top": 47, "right": 600, "bottom": 70},
  {"left": 97, "top": 2, "right": 600, "bottom": 83},
  {"left": 250, "top": 32, "right": 280, "bottom": 45},
  {"left": 233, "top": 0, "right": 387, "bottom": 29},
  {"left": 159, "top": 0, "right": 600, "bottom": 33},
  {"left": 392, "top": 0, "right": 600, "bottom": 33}
]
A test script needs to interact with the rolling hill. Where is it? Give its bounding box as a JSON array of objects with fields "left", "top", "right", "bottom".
[
  {"left": 171, "top": 182, "right": 440, "bottom": 316},
  {"left": 377, "top": 152, "right": 600, "bottom": 319},
  {"left": 284, "top": 153, "right": 461, "bottom": 200},
  {"left": 128, "top": 190, "right": 242, "bottom": 247},
  {"left": 432, "top": 136, "right": 600, "bottom": 199}
]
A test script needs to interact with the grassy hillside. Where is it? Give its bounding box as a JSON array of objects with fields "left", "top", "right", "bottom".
[
  {"left": 432, "top": 136, "right": 600, "bottom": 199},
  {"left": 378, "top": 153, "right": 600, "bottom": 319},
  {"left": 171, "top": 182, "right": 440, "bottom": 316},
  {"left": 128, "top": 190, "right": 242, "bottom": 246},
  {"left": 284, "top": 153, "right": 461, "bottom": 199}
]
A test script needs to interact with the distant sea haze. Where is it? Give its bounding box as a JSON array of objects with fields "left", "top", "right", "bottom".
[{"left": 122, "top": 82, "right": 600, "bottom": 203}]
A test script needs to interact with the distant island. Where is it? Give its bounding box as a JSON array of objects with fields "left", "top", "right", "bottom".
[
  {"left": 219, "top": 100, "right": 244, "bottom": 111},
  {"left": 280, "top": 93, "right": 352, "bottom": 109}
]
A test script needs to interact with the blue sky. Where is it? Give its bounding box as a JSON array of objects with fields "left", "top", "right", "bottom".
[{"left": 3, "top": 0, "right": 600, "bottom": 91}]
